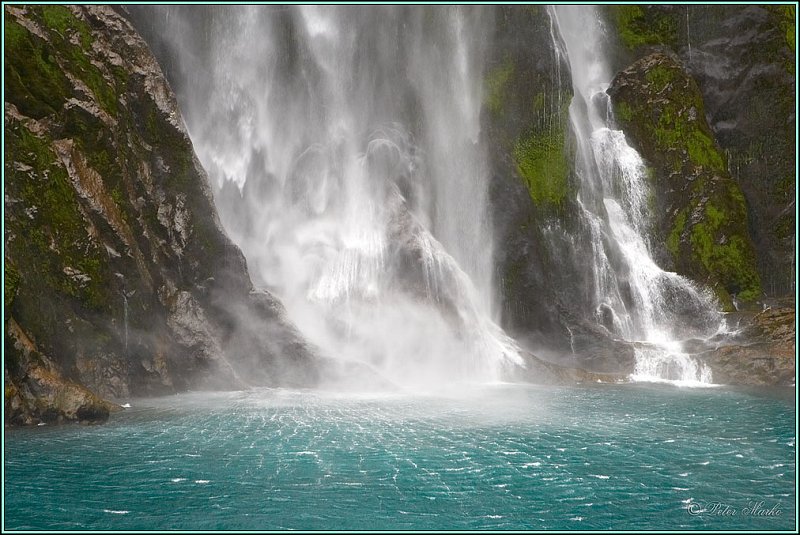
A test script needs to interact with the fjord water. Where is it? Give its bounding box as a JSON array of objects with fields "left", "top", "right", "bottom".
[{"left": 5, "top": 385, "right": 795, "bottom": 530}]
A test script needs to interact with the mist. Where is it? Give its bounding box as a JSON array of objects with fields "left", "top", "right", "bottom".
[{"left": 127, "top": 5, "right": 527, "bottom": 392}]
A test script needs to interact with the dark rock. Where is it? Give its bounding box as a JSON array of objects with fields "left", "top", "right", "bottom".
[
  {"left": 5, "top": 318, "right": 121, "bottom": 426},
  {"left": 485, "top": 6, "right": 597, "bottom": 364},
  {"left": 608, "top": 51, "right": 762, "bottom": 308},
  {"left": 682, "top": 6, "right": 795, "bottom": 297},
  {"left": 3, "top": 5, "right": 321, "bottom": 426},
  {"left": 701, "top": 305, "right": 795, "bottom": 385},
  {"left": 512, "top": 350, "right": 629, "bottom": 385},
  {"left": 605, "top": 5, "right": 795, "bottom": 299}
]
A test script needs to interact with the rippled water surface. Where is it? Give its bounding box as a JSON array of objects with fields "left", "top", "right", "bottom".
[{"left": 4, "top": 384, "right": 795, "bottom": 530}]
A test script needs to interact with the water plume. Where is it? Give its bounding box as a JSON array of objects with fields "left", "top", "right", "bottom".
[{"left": 135, "top": 6, "right": 523, "bottom": 389}]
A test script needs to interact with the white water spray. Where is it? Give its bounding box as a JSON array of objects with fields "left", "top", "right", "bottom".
[
  {"left": 146, "top": 6, "right": 523, "bottom": 388},
  {"left": 123, "top": 293, "right": 128, "bottom": 354}
]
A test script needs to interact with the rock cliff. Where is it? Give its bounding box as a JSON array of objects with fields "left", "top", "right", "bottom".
[{"left": 4, "top": 5, "right": 320, "bottom": 426}]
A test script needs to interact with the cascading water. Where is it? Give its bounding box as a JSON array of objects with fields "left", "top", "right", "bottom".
[
  {"left": 122, "top": 293, "right": 128, "bottom": 354},
  {"left": 142, "top": 6, "right": 522, "bottom": 388},
  {"left": 549, "top": 6, "right": 725, "bottom": 384}
]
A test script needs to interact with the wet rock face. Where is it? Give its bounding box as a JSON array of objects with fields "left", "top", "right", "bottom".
[
  {"left": 485, "top": 7, "right": 590, "bottom": 358},
  {"left": 702, "top": 305, "right": 795, "bottom": 386},
  {"left": 682, "top": 6, "right": 795, "bottom": 298},
  {"left": 605, "top": 5, "right": 795, "bottom": 299},
  {"left": 4, "top": 5, "right": 319, "bottom": 426},
  {"left": 5, "top": 318, "right": 120, "bottom": 426},
  {"left": 608, "top": 52, "right": 762, "bottom": 309}
]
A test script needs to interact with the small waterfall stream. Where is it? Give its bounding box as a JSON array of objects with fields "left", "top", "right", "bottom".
[
  {"left": 123, "top": 293, "right": 128, "bottom": 354},
  {"left": 549, "top": 6, "right": 725, "bottom": 384}
]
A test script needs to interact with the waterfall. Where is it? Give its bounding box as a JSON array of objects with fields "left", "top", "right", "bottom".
[
  {"left": 122, "top": 293, "right": 128, "bottom": 354},
  {"left": 686, "top": 6, "right": 692, "bottom": 63},
  {"left": 549, "top": 6, "right": 725, "bottom": 384},
  {"left": 141, "top": 6, "right": 522, "bottom": 388}
]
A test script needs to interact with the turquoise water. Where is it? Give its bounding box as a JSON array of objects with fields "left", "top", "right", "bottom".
[{"left": 4, "top": 383, "right": 796, "bottom": 530}]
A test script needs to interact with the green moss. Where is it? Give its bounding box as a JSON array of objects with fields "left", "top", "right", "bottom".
[
  {"left": 686, "top": 129, "right": 726, "bottom": 172},
  {"left": 40, "top": 5, "right": 92, "bottom": 49},
  {"left": 4, "top": 17, "right": 71, "bottom": 119},
  {"left": 611, "top": 5, "right": 678, "bottom": 50},
  {"left": 666, "top": 208, "right": 686, "bottom": 257},
  {"left": 57, "top": 40, "right": 117, "bottom": 116},
  {"left": 615, "top": 101, "right": 633, "bottom": 123},
  {"left": 4, "top": 259, "right": 21, "bottom": 311},
  {"left": 110, "top": 65, "right": 130, "bottom": 93},
  {"left": 5, "top": 9, "right": 116, "bottom": 119},
  {"left": 32, "top": 7, "right": 116, "bottom": 116},
  {"left": 620, "top": 61, "right": 726, "bottom": 175},
  {"left": 704, "top": 203, "right": 725, "bottom": 228},
  {"left": 773, "top": 4, "right": 796, "bottom": 52},
  {"left": 644, "top": 64, "right": 675, "bottom": 89},
  {"left": 484, "top": 57, "right": 514, "bottom": 116},
  {"left": 513, "top": 129, "right": 569, "bottom": 207},
  {"left": 689, "top": 200, "right": 761, "bottom": 303},
  {"left": 110, "top": 187, "right": 125, "bottom": 207},
  {"left": 5, "top": 123, "right": 109, "bottom": 311},
  {"left": 532, "top": 92, "right": 546, "bottom": 114}
]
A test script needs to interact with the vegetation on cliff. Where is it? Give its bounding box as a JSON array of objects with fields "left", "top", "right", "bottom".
[
  {"left": 606, "top": 4, "right": 795, "bottom": 299},
  {"left": 513, "top": 124, "right": 569, "bottom": 208},
  {"left": 609, "top": 5, "right": 678, "bottom": 50},
  {"left": 608, "top": 52, "right": 762, "bottom": 307},
  {"left": 4, "top": 5, "right": 317, "bottom": 426}
]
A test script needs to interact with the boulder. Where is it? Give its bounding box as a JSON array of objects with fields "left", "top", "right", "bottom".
[{"left": 608, "top": 51, "right": 762, "bottom": 308}]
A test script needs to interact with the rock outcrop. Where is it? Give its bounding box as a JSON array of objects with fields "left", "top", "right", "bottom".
[
  {"left": 702, "top": 304, "right": 795, "bottom": 386},
  {"left": 605, "top": 5, "right": 795, "bottom": 300},
  {"left": 608, "top": 52, "right": 762, "bottom": 309},
  {"left": 4, "top": 5, "right": 320, "bottom": 426}
]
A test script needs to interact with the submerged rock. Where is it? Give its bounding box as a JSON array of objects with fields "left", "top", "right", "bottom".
[
  {"left": 4, "top": 5, "right": 320, "bottom": 426},
  {"left": 513, "top": 350, "right": 629, "bottom": 385}
]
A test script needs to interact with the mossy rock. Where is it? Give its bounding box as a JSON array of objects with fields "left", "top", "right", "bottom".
[
  {"left": 4, "top": 15, "right": 72, "bottom": 119},
  {"left": 513, "top": 126, "right": 570, "bottom": 208},
  {"left": 608, "top": 52, "right": 762, "bottom": 307},
  {"left": 3, "top": 5, "right": 308, "bottom": 427},
  {"left": 484, "top": 56, "right": 514, "bottom": 117},
  {"left": 5, "top": 121, "right": 111, "bottom": 313},
  {"left": 607, "top": 5, "right": 679, "bottom": 50}
]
